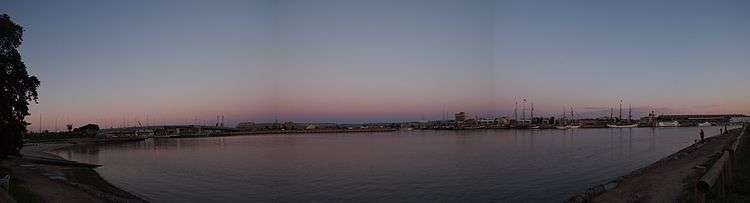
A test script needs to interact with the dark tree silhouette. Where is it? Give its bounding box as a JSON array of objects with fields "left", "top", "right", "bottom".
[
  {"left": 73, "top": 124, "right": 100, "bottom": 132},
  {"left": 1, "top": 14, "right": 40, "bottom": 158}
]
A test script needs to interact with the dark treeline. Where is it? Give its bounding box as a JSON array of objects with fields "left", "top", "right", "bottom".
[{"left": 0, "top": 14, "right": 40, "bottom": 158}]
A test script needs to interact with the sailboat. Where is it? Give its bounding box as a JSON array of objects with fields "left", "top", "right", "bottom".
[
  {"left": 556, "top": 106, "right": 581, "bottom": 129},
  {"left": 557, "top": 125, "right": 581, "bottom": 129},
  {"left": 607, "top": 102, "right": 638, "bottom": 128},
  {"left": 528, "top": 102, "right": 541, "bottom": 129},
  {"left": 607, "top": 123, "right": 638, "bottom": 128}
]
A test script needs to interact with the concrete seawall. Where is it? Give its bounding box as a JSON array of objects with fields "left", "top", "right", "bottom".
[{"left": 568, "top": 127, "right": 743, "bottom": 202}]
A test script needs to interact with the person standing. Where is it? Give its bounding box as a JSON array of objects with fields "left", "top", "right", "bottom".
[{"left": 700, "top": 129, "right": 705, "bottom": 142}]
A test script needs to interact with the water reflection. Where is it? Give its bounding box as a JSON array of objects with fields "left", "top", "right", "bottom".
[{"left": 56, "top": 126, "right": 732, "bottom": 202}]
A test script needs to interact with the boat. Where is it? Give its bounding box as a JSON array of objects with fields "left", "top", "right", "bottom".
[
  {"left": 529, "top": 126, "right": 541, "bottom": 129},
  {"left": 607, "top": 102, "right": 638, "bottom": 128},
  {"left": 556, "top": 125, "right": 581, "bottom": 129},
  {"left": 658, "top": 121, "right": 680, "bottom": 127},
  {"left": 607, "top": 124, "right": 638, "bottom": 128},
  {"left": 697, "top": 122, "right": 713, "bottom": 127},
  {"left": 555, "top": 106, "right": 580, "bottom": 129}
]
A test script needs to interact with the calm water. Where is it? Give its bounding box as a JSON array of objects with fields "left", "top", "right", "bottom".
[{"left": 56, "top": 126, "right": 732, "bottom": 202}]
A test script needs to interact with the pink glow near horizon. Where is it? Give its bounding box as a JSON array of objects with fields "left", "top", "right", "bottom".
[{"left": 7, "top": 0, "right": 748, "bottom": 130}]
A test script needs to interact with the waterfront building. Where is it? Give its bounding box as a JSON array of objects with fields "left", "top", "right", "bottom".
[
  {"left": 237, "top": 122, "right": 255, "bottom": 130},
  {"left": 455, "top": 112, "right": 469, "bottom": 122},
  {"left": 236, "top": 122, "right": 278, "bottom": 131},
  {"left": 495, "top": 117, "right": 510, "bottom": 126},
  {"left": 478, "top": 118, "right": 495, "bottom": 128}
]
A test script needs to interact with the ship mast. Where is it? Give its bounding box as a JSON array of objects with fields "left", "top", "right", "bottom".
[
  {"left": 521, "top": 98, "right": 526, "bottom": 123},
  {"left": 619, "top": 99, "right": 623, "bottom": 121},
  {"left": 628, "top": 104, "right": 632, "bottom": 123},
  {"left": 530, "top": 102, "right": 534, "bottom": 124},
  {"left": 570, "top": 106, "right": 574, "bottom": 123},
  {"left": 514, "top": 101, "right": 518, "bottom": 122}
]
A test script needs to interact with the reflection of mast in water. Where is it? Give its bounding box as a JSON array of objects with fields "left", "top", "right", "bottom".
[
  {"left": 649, "top": 127, "right": 656, "bottom": 152},
  {"left": 628, "top": 128, "right": 633, "bottom": 155},
  {"left": 528, "top": 129, "right": 535, "bottom": 149}
]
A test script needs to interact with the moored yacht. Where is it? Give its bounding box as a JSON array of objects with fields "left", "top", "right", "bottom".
[
  {"left": 697, "top": 122, "right": 713, "bottom": 127},
  {"left": 607, "top": 124, "right": 638, "bottom": 128},
  {"left": 658, "top": 121, "right": 680, "bottom": 127}
]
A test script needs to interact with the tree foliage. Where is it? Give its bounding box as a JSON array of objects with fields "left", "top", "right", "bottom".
[
  {"left": 73, "top": 124, "right": 100, "bottom": 132},
  {"left": 1, "top": 14, "right": 40, "bottom": 158}
]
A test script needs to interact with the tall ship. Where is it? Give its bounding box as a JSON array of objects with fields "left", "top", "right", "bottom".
[
  {"left": 607, "top": 101, "right": 638, "bottom": 128},
  {"left": 556, "top": 107, "right": 581, "bottom": 129}
]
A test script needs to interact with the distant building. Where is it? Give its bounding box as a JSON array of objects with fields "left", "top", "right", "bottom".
[
  {"left": 236, "top": 122, "right": 278, "bottom": 131},
  {"left": 282, "top": 121, "right": 297, "bottom": 130},
  {"left": 495, "top": 117, "right": 510, "bottom": 126},
  {"left": 236, "top": 122, "right": 255, "bottom": 130},
  {"left": 478, "top": 118, "right": 495, "bottom": 127},
  {"left": 455, "top": 112, "right": 468, "bottom": 122},
  {"left": 308, "top": 123, "right": 338, "bottom": 129}
]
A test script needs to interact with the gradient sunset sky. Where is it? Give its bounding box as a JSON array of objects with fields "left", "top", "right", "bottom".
[{"left": 2, "top": 0, "right": 748, "bottom": 129}]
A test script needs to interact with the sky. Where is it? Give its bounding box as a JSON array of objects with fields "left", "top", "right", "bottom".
[{"left": 1, "top": 0, "right": 748, "bottom": 130}]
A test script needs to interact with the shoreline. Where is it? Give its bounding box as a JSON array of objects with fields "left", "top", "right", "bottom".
[
  {"left": 172, "top": 125, "right": 739, "bottom": 139},
  {"left": 7, "top": 126, "right": 738, "bottom": 202},
  {"left": 568, "top": 127, "right": 743, "bottom": 202},
  {"left": 188, "top": 128, "right": 399, "bottom": 138},
  {"left": 2, "top": 139, "right": 147, "bottom": 202}
]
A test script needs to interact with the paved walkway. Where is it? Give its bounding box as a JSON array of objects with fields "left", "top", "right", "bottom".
[{"left": 592, "top": 129, "right": 740, "bottom": 202}]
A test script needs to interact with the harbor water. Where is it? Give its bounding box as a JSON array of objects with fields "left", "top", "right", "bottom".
[{"left": 56, "top": 126, "right": 732, "bottom": 202}]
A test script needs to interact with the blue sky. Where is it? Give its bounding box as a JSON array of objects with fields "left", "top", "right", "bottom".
[{"left": 1, "top": 0, "right": 748, "bottom": 129}]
